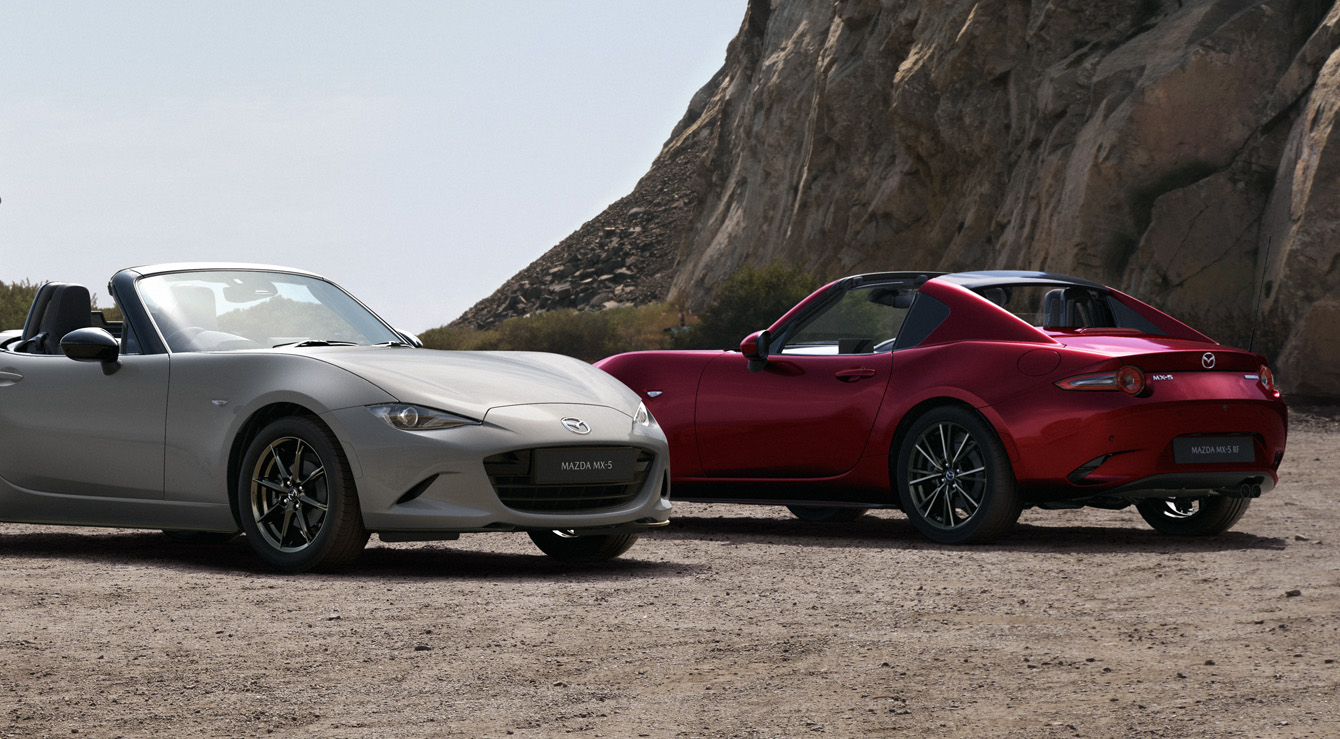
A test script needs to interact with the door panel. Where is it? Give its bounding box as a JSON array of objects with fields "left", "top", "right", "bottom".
[
  {"left": 695, "top": 351, "right": 892, "bottom": 477},
  {"left": 0, "top": 353, "right": 169, "bottom": 498}
]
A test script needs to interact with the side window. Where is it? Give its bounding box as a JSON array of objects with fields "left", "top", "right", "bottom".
[{"left": 781, "top": 286, "right": 913, "bottom": 355}]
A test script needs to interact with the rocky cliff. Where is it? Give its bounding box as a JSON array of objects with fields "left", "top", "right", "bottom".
[{"left": 455, "top": 0, "right": 1340, "bottom": 398}]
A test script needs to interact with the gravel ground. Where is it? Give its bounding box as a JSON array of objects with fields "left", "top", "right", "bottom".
[{"left": 2, "top": 406, "right": 1337, "bottom": 739}]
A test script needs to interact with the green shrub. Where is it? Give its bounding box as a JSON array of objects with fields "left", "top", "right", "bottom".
[
  {"left": 672, "top": 262, "right": 820, "bottom": 350},
  {"left": 1, "top": 279, "right": 122, "bottom": 332},
  {"left": 421, "top": 303, "right": 682, "bottom": 361},
  {"left": 1, "top": 280, "right": 40, "bottom": 331},
  {"left": 493, "top": 308, "right": 616, "bottom": 360},
  {"left": 424, "top": 264, "right": 820, "bottom": 359},
  {"left": 419, "top": 324, "right": 501, "bottom": 352}
]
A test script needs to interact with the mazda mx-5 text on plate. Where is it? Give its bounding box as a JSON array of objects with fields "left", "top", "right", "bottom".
[
  {"left": 0, "top": 264, "right": 670, "bottom": 571},
  {"left": 596, "top": 271, "right": 1286, "bottom": 544}
]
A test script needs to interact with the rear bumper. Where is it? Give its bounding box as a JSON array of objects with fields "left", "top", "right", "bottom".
[
  {"left": 992, "top": 382, "right": 1287, "bottom": 503},
  {"left": 1103, "top": 471, "right": 1274, "bottom": 498}
]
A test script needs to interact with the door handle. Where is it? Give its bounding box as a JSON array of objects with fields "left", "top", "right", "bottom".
[
  {"left": 835, "top": 368, "right": 876, "bottom": 382},
  {"left": 0, "top": 369, "right": 22, "bottom": 386}
]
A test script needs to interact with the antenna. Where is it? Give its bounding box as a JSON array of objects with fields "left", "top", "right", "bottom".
[{"left": 1247, "top": 236, "right": 1271, "bottom": 353}]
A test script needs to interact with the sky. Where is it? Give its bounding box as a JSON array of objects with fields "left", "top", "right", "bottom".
[{"left": 0, "top": 1, "right": 746, "bottom": 333}]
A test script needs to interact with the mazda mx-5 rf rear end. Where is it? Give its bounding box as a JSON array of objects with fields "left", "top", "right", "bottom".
[
  {"left": 987, "top": 334, "right": 1286, "bottom": 518},
  {"left": 894, "top": 274, "right": 1287, "bottom": 543}
]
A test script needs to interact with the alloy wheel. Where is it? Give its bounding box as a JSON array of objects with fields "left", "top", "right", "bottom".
[
  {"left": 248, "top": 436, "right": 330, "bottom": 553},
  {"left": 906, "top": 420, "right": 988, "bottom": 531},
  {"left": 1149, "top": 499, "right": 1199, "bottom": 519}
]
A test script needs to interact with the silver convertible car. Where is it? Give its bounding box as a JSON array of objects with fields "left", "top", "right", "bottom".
[{"left": 0, "top": 264, "right": 671, "bottom": 571}]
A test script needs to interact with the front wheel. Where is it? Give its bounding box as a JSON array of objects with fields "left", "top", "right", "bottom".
[
  {"left": 528, "top": 530, "right": 638, "bottom": 561},
  {"left": 236, "top": 416, "right": 369, "bottom": 572},
  {"left": 786, "top": 506, "right": 868, "bottom": 522},
  {"left": 1136, "top": 497, "right": 1250, "bottom": 536},
  {"left": 895, "top": 406, "right": 1021, "bottom": 544}
]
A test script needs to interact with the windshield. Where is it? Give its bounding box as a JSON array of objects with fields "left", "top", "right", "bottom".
[{"left": 137, "top": 270, "right": 401, "bottom": 352}]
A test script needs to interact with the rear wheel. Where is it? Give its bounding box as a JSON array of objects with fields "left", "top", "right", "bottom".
[
  {"left": 1136, "top": 497, "right": 1250, "bottom": 536},
  {"left": 786, "top": 506, "right": 868, "bottom": 522},
  {"left": 528, "top": 530, "right": 638, "bottom": 561},
  {"left": 895, "top": 406, "right": 1021, "bottom": 544},
  {"left": 236, "top": 416, "right": 369, "bottom": 572}
]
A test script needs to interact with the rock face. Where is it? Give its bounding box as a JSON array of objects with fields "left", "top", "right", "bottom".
[{"left": 456, "top": 0, "right": 1340, "bottom": 398}]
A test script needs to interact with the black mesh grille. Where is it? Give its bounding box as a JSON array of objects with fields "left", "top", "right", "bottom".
[{"left": 483, "top": 447, "right": 654, "bottom": 513}]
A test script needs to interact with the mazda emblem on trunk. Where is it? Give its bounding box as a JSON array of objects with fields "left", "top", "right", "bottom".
[
  {"left": 561, "top": 417, "right": 591, "bottom": 434},
  {"left": 1202, "top": 352, "right": 1216, "bottom": 369}
]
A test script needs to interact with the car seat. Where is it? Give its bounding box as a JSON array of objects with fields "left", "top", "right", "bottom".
[{"left": 16, "top": 283, "right": 93, "bottom": 354}]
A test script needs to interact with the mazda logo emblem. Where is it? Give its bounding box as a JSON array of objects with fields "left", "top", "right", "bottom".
[
  {"left": 1202, "top": 352, "right": 1216, "bottom": 369},
  {"left": 561, "top": 417, "right": 590, "bottom": 435}
]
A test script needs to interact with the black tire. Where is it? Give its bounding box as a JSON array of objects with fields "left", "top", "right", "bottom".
[
  {"left": 1136, "top": 497, "right": 1251, "bottom": 536},
  {"left": 895, "top": 406, "right": 1021, "bottom": 544},
  {"left": 162, "top": 530, "right": 238, "bottom": 544},
  {"left": 786, "top": 506, "right": 868, "bottom": 522},
  {"left": 528, "top": 530, "right": 639, "bottom": 561},
  {"left": 236, "top": 416, "right": 369, "bottom": 572}
]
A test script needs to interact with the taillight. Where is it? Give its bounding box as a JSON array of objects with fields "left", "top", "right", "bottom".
[
  {"left": 1056, "top": 365, "right": 1145, "bottom": 395},
  {"left": 1258, "top": 364, "right": 1278, "bottom": 396},
  {"left": 1115, "top": 365, "right": 1145, "bottom": 395}
]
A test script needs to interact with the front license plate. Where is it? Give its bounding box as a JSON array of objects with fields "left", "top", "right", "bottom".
[
  {"left": 532, "top": 448, "right": 637, "bottom": 484},
  {"left": 1173, "top": 437, "right": 1255, "bottom": 464}
]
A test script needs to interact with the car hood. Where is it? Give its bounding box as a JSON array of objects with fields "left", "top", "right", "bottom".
[{"left": 295, "top": 346, "right": 639, "bottom": 420}]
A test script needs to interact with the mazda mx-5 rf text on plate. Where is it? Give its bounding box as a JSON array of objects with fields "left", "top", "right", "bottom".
[
  {"left": 596, "top": 271, "right": 1286, "bottom": 544},
  {"left": 0, "top": 264, "right": 671, "bottom": 571}
]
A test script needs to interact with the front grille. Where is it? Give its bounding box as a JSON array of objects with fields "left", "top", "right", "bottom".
[{"left": 483, "top": 447, "right": 655, "bottom": 513}]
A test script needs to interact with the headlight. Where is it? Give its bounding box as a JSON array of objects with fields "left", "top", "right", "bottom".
[
  {"left": 633, "top": 401, "right": 656, "bottom": 428},
  {"left": 369, "top": 404, "right": 479, "bottom": 431}
]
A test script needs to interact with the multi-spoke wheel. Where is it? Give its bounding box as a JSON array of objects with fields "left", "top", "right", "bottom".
[
  {"left": 528, "top": 529, "right": 639, "bottom": 561},
  {"left": 785, "top": 506, "right": 868, "bottom": 522},
  {"left": 1136, "top": 496, "right": 1251, "bottom": 536},
  {"left": 236, "top": 416, "right": 368, "bottom": 572},
  {"left": 895, "top": 406, "right": 1020, "bottom": 544}
]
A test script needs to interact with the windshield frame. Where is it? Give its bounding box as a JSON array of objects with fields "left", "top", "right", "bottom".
[{"left": 119, "top": 265, "right": 401, "bottom": 354}]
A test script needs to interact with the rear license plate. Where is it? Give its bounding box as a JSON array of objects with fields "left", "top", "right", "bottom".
[
  {"left": 532, "top": 448, "right": 637, "bottom": 484},
  {"left": 1173, "top": 437, "right": 1255, "bottom": 464}
]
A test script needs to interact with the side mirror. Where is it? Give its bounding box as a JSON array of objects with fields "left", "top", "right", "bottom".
[
  {"left": 740, "top": 329, "right": 770, "bottom": 372},
  {"left": 61, "top": 327, "right": 121, "bottom": 375},
  {"left": 396, "top": 329, "right": 423, "bottom": 348}
]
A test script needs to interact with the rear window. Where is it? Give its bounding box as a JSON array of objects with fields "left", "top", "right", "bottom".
[{"left": 972, "top": 284, "right": 1160, "bottom": 334}]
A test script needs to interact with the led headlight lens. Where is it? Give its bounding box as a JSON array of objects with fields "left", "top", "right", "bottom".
[
  {"left": 369, "top": 404, "right": 479, "bottom": 431},
  {"left": 633, "top": 401, "right": 656, "bottom": 428}
]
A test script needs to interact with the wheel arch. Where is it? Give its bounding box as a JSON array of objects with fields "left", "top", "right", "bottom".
[
  {"left": 887, "top": 397, "right": 1018, "bottom": 486},
  {"left": 226, "top": 401, "right": 326, "bottom": 528},
  {"left": 888, "top": 398, "right": 1024, "bottom": 543}
]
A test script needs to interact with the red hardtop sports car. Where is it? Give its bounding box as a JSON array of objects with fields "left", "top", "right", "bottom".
[{"left": 596, "top": 271, "right": 1287, "bottom": 543}]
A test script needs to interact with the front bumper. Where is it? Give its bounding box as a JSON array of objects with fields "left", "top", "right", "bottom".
[{"left": 320, "top": 402, "right": 672, "bottom": 534}]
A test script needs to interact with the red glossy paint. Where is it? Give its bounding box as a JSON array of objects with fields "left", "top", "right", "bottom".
[
  {"left": 694, "top": 351, "right": 892, "bottom": 477},
  {"left": 596, "top": 271, "right": 1288, "bottom": 537}
]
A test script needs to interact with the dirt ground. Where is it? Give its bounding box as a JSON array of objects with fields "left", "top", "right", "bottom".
[{"left": 2, "top": 406, "right": 1338, "bottom": 739}]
